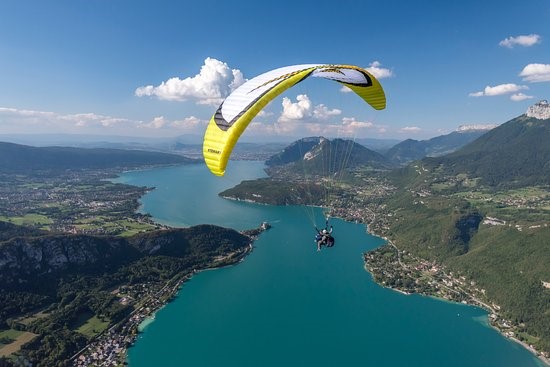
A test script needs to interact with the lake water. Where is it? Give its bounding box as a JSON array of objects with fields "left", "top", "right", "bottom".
[{"left": 115, "top": 161, "right": 544, "bottom": 367}]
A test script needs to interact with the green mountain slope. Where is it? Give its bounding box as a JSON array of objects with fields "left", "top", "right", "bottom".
[
  {"left": 374, "top": 111, "right": 550, "bottom": 353},
  {"left": 449, "top": 225, "right": 550, "bottom": 343},
  {"left": 424, "top": 115, "right": 550, "bottom": 187}
]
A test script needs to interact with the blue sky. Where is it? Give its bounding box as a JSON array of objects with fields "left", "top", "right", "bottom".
[{"left": 0, "top": 0, "right": 549, "bottom": 142}]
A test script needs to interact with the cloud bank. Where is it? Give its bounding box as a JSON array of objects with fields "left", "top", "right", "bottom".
[{"left": 0, "top": 107, "right": 206, "bottom": 136}]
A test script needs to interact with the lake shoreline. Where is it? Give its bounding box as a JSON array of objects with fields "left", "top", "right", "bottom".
[
  {"left": 108, "top": 165, "right": 540, "bottom": 366},
  {"left": 225, "top": 194, "right": 549, "bottom": 366},
  {"left": 221, "top": 193, "right": 549, "bottom": 366},
  {"left": 361, "top": 229, "right": 550, "bottom": 367},
  {"left": 72, "top": 223, "right": 268, "bottom": 366}
]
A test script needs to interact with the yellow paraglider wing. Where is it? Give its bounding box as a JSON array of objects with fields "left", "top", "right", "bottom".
[{"left": 203, "top": 64, "right": 386, "bottom": 176}]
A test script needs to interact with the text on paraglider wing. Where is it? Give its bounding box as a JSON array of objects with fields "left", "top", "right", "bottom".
[{"left": 207, "top": 149, "right": 221, "bottom": 154}]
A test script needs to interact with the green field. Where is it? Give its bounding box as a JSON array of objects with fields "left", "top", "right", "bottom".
[
  {"left": 451, "top": 186, "right": 550, "bottom": 225},
  {"left": 74, "top": 217, "right": 155, "bottom": 237},
  {"left": 1, "top": 210, "right": 156, "bottom": 237},
  {"left": 0, "top": 214, "right": 52, "bottom": 228},
  {"left": 0, "top": 329, "right": 23, "bottom": 345},
  {"left": 75, "top": 315, "right": 110, "bottom": 338},
  {"left": 0, "top": 329, "right": 24, "bottom": 351},
  {"left": 516, "top": 332, "right": 540, "bottom": 345}
]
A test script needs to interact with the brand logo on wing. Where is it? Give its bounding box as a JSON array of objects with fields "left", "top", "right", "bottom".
[{"left": 207, "top": 148, "right": 221, "bottom": 154}]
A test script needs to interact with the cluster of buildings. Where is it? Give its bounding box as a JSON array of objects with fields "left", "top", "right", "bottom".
[
  {"left": 71, "top": 267, "right": 202, "bottom": 366},
  {"left": 73, "top": 327, "right": 128, "bottom": 367}
]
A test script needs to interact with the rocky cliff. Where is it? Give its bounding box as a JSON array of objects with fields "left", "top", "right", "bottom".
[
  {"left": 526, "top": 100, "right": 550, "bottom": 120},
  {"left": 0, "top": 225, "right": 251, "bottom": 290}
]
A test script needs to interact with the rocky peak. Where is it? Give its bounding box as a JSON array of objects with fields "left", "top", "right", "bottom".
[{"left": 526, "top": 100, "right": 550, "bottom": 120}]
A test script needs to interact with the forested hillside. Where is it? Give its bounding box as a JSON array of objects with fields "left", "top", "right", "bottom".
[
  {"left": 385, "top": 129, "right": 489, "bottom": 165},
  {"left": 424, "top": 115, "right": 550, "bottom": 188},
  {"left": 0, "top": 223, "right": 251, "bottom": 365}
]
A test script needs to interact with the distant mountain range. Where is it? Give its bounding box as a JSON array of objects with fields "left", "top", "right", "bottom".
[
  {"left": 173, "top": 141, "right": 288, "bottom": 160},
  {"left": 261, "top": 126, "right": 499, "bottom": 170},
  {"left": 424, "top": 113, "right": 550, "bottom": 187},
  {"left": 3, "top": 102, "right": 547, "bottom": 184},
  {"left": 354, "top": 138, "right": 402, "bottom": 154},
  {"left": 257, "top": 101, "right": 550, "bottom": 191},
  {"left": 262, "top": 125, "right": 504, "bottom": 176},
  {"left": 0, "top": 141, "right": 196, "bottom": 173},
  {"left": 384, "top": 126, "right": 495, "bottom": 165},
  {"left": 0, "top": 133, "right": 201, "bottom": 148}
]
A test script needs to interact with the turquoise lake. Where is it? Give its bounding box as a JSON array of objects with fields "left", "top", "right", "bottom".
[{"left": 115, "top": 161, "right": 545, "bottom": 367}]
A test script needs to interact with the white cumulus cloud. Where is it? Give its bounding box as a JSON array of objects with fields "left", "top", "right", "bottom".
[
  {"left": 313, "top": 104, "right": 342, "bottom": 120},
  {"left": 510, "top": 93, "right": 534, "bottom": 101},
  {"left": 469, "top": 83, "right": 528, "bottom": 97},
  {"left": 342, "top": 117, "right": 374, "bottom": 129},
  {"left": 279, "top": 94, "right": 312, "bottom": 121},
  {"left": 399, "top": 126, "right": 421, "bottom": 133},
  {"left": 142, "top": 116, "right": 168, "bottom": 129},
  {"left": 331, "top": 117, "right": 375, "bottom": 135},
  {"left": 170, "top": 116, "right": 205, "bottom": 130},
  {"left": 135, "top": 57, "right": 245, "bottom": 105},
  {"left": 519, "top": 63, "right": 550, "bottom": 83},
  {"left": 278, "top": 94, "right": 341, "bottom": 122},
  {"left": 499, "top": 34, "right": 541, "bottom": 48},
  {"left": 298, "top": 117, "right": 378, "bottom": 137},
  {"left": 253, "top": 94, "right": 387, "bottom": 137},
  {"left": 366, "top": 61, "right": 393, "bottom": 79}
]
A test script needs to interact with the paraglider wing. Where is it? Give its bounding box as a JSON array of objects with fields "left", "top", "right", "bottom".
[{"left": 203, "top": 64, "right": 386, "bottom": 176}]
